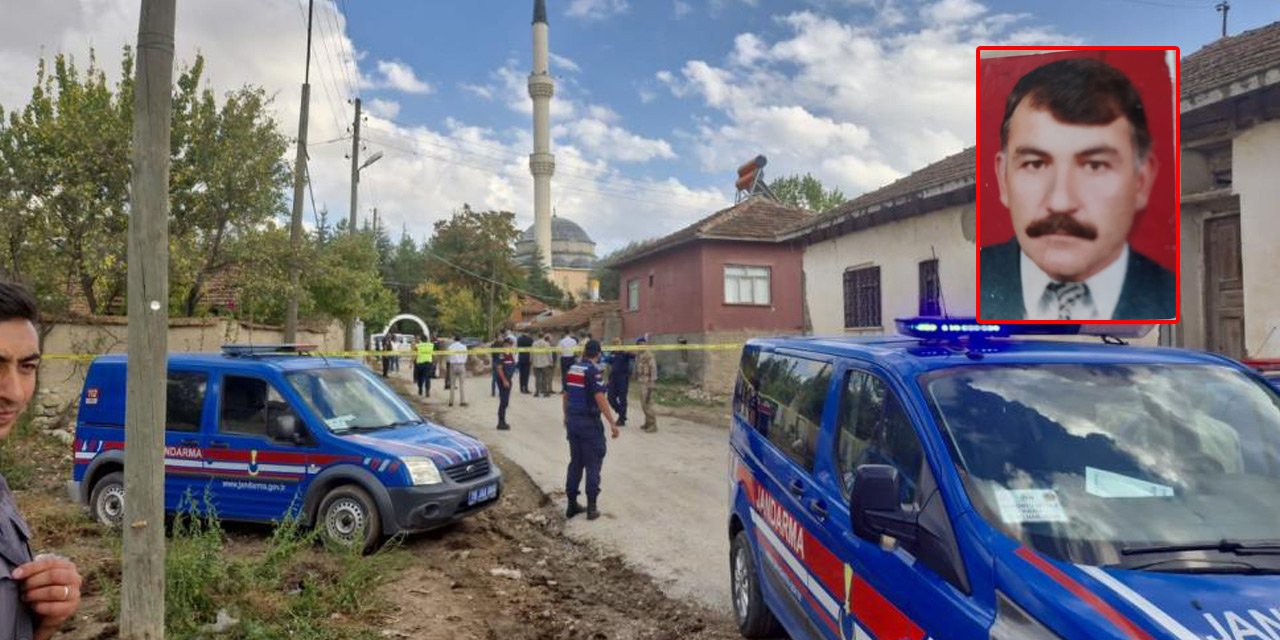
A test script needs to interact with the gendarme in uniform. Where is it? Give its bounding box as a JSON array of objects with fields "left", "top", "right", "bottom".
[
  {"left": 564, "top": 356, "right": 607, "bottom": 515},
  {"left": 0, "top": 474, "right": 36, "bottom": 638}
]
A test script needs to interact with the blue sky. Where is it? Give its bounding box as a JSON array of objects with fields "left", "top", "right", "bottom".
[{"left": 2, "top": 0, "right": 1276, "bottom": 254}]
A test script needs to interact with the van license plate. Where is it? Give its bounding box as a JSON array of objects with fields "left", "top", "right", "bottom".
[{"left": 467, "top": 483, "right": 497, "bottom": 506}]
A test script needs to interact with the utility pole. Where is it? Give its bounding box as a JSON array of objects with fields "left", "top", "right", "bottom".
[
  {"left": 123, "top": 0, "right": 174, "bottom": 637},
  {"left": 1216, "top": 0, "right": 1230, "bottom": 38},
  {"left": 487, "top": 257, "right": 497, "bottom": 340},
  {"left": 284, "top": 0, "right": 315, "bottom": 344},
  {"left": 344, "top": 97, "right": 362, "bottom": 352},
  {"left": 348, "top": 97, "right": 362, "bottom": 233}
]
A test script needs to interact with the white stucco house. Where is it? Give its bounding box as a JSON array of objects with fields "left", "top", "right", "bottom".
[
  {"left": 1176, "top": 22, "right": 1280, "bottom": 360},
  {"left": 781, "top": 148, "right": 978, "bottom": 336},
  {"left": 787, "top": 24, "right": 1280, "bottom": 359}
]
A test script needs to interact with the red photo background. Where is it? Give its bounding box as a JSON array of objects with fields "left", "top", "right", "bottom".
[{"left": 977, "top": 48, "right": 1179, "bottom": 273}]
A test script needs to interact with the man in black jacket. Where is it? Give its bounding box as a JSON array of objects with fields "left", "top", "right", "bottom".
[
  {"left": 980, "top": 57, "right": 1174, "bottom": 321},
  {"left": 516, "top": 332, "right": 533, "bottom": 394}
]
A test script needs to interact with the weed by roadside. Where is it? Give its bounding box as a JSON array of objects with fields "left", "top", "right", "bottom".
[
  {"left": 652, "top": 377, "right": 726, "bottom": 410},
  {"left": 94, "top": 493, "right": 409, "bottom": 640}
]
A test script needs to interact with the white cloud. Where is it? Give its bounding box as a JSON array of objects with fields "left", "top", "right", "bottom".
[
  {"left": 556, "top": 119, "right": 676, "bottom": 163},
  {"left": 361, "top": 59, "right": 432, "bottom": 94},
  {"left": 565, "top": 0, "right": 629, "bottom": 21},
  {"left": 922, "top": 0, "right": 986, "bottom": 24},
  {"left": 366, "top": 98, "right": 400, "bottom": 119},
  {"left": 673, "top": 1, "right": 693, "bottom": 18},
  {"left": 659, "top": 2, "right": 1080, "bottom": 195},
  {"left": 549, "top": 52, "right": 581, "bottom": 73},
  {"left": 460, "top": 82, "right": 494, "bottom": 100}
]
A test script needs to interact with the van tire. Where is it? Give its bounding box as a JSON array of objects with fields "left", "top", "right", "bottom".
[
  {"left": 731, "top": 530, "right": 782, "bottom": 638},
  {"left": 317, "top": 485, "right": 382, "bottom": 553},
  {"left": 90, "top": 471, "right": 126, "bottom": 529}
]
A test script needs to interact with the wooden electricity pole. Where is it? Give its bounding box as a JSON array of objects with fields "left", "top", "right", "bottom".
[
  {"left": 123, "top": 0, "right": 175, "bottom": 637},
  {"left": 284, "top": 0, "right": 315, "bottom": 343}
]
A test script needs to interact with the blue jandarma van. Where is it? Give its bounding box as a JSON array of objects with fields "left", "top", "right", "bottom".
[
  {"left": 729, "top": 318, "right": 1280, "bottom": 640},
  {"left": 70, "top": 344, "right": 501, "bottom": 550}
]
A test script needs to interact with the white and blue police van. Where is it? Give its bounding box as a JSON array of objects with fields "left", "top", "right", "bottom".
[
  {"left": 728, "top": 318, "right": 1280, "bottom": 640},
  {"left": 71, "top": 344, "right": 501, "bottom": 552}
]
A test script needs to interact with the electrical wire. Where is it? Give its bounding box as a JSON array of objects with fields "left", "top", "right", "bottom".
[{"left": 420, "top": 247, "right": 567, "bottom": 305}]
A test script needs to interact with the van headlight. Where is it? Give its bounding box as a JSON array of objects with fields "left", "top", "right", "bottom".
[
  {"left": 402, "top": 457, "right": 443, "bottom": 486},
  {"left": 990, "top": 590, "right": 1062, "bottom": 639}
]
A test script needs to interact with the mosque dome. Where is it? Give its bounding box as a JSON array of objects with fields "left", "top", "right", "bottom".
[{"left": 515, "top": 215, "right": 597, "bottom": 270}]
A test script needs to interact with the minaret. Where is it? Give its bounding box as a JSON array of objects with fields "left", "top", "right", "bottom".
[{"left": 529, "top": 0, "right": 555, "bottom": 274}]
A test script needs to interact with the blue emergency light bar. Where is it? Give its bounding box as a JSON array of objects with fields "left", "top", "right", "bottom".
[{"left": 894, "top": 317, "right": 1154, "bottom": 340}]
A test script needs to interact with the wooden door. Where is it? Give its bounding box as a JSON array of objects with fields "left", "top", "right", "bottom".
[{"left": 1204, "top": 214, "right": 1245, "bottom": 359}]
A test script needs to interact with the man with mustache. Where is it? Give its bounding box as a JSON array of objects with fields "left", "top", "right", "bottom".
[
  {"left": 0, "top": 281, "right": 82, "bottom": 638},
  {"left": 980, "top": 57, "right": 1175, "bottom": 321}
]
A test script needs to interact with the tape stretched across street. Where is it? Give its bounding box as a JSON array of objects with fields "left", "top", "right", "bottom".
[{"left": 40, "top": 342, "right": 749, "bottom": 362}]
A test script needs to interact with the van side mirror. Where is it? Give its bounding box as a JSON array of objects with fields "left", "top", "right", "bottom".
[
  {"left": 270, "top": 413, "right": 302, "bottom": 444},
  {"left": 850, "top": 464, "right": 919, "bottom": 547}
]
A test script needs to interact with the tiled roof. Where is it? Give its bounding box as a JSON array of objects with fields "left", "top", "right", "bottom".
[
  {"left": 783, "top": 146, "right": 975, "bottom": 240},
  {"left": 1182, "top": 21, "right": 1280, "bottom": 98},
  {"left": 603, "top": 196, "right": 814, "bottom": 268},
  {"left": 526, "top": 301, "right": 619, "bottom": 332}
]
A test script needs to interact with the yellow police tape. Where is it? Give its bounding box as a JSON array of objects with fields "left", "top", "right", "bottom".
[{"left": 40, "top": 342, "right": 748, "bottom": 362}]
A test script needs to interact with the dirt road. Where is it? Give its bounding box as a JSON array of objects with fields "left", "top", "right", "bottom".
[{"left": 402, "top": 371, "right": 736, "bottom": 615}]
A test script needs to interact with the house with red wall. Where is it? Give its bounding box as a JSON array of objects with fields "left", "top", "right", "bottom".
[{"left": 602, "top": 195, "right": 813, "bottom": 392}]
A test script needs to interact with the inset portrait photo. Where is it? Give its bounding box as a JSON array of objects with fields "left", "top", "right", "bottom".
[{"left": 976, "top": 47, "right": 1180, "bottom": 323}]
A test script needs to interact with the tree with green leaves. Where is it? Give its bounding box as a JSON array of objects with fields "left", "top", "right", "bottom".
[
  {"left": 423, "top": 205, "right": 524, "bottom": 334},
  {"left": 308, "top": 230, "right": 398, "bottom": 336},
  {"left": 767, "top": 173, "right": 846, "bottom": 213},
  {"left": 0, "top": 50, "right": 134, "bottom": 315},
  {"left": 168, "top": 54, "right": 291, "bottom": 316}
]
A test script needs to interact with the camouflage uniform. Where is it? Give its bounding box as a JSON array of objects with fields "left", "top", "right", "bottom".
[{"left": 634, "top": 348, "right": 658, "bottom": 432}]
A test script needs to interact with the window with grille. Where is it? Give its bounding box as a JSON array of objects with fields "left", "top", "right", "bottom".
[
  {"left": 627, "top": 279, "right": 640, "bottom": 311},
  {"left": 919, "top": 259, "right": 941, "bottom": 316},
  {"left": 724, "top": 265, "right": 771, "bottom": 305},
  {"left": 843, "top": 266, "right": 881, "bottom": 328}
]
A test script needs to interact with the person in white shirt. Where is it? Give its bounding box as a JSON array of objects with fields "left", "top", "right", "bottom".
[
  {"left": 447, "top": 335, "right": 468, "bottom": 407},
  {"left": 557, "top": 332, "right": 578, "bottom": 394}
]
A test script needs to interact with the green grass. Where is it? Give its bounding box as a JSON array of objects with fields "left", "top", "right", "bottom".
[
  {"left": 651, "top": 377, "right": 725, "bottom": 410},
  {"left": 0, "top": 414, "right": 42, "bottom": 490},
  {"left": 101, "top": 491, "right": 407, "bottom": 640}
]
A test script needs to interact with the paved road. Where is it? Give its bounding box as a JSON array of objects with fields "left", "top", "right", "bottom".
[{"left": 398, "top": 370, "right": 735, "bottom": 615}]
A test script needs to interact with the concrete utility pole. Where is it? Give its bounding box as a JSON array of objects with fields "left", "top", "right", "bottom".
[
  {"left": 284, "top": 0, "right": 315, "bottom": 344},
  {"left": 348, "top": 97, "right": 362, "bottom": 233},
  {"left": 123, "top": 0, "right": 174, "bottom": 637},
  {"left": 344, "top": 97, "right": 362, "bottom": 352},
  {"left": 1216, "top": 1, "right": 1230, "bottom": 38}
]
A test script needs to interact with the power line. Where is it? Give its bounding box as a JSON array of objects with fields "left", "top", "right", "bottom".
[
  {"left": 421, "top": 247, "right": 565, "bottom": 306},
  {"left": 321, "top": 0, "right": 359, "bottom": 98},
  {"left": 290, "top": 0, "right": 346, "bottom": 134}
]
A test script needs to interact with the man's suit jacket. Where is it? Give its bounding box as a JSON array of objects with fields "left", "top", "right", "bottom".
[{"left": 979, "top": 240, "right": 1176, "bottom": 320}]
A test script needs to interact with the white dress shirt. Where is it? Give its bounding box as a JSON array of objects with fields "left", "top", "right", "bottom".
[
  {"left": 447, "top": 341, "right": 468, "bottom": 364},
  {"left": 558, "top": 336, "right": 578, "bottom": 357},
  {"left": 1021, "top": 244, "right": 1129, "bottom": 321}
]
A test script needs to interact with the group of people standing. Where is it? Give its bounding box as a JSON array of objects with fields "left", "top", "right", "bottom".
[{"left": 386, "top": 328, "right": 660, "bottom": 523}]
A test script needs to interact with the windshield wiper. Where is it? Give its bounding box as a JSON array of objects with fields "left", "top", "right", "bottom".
[
  {"left": 1113, "top": 557, "right": 1279, "bottom": 575},
  {"left": 1121, "top": 539, "right": 1280, "bottom": 557},
  {"left": 351, "top": 419, "right": 422, "bottom": 431}
]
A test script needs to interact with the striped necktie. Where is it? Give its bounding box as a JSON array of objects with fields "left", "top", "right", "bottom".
[{"left": 1044, "top": 281, "right": 1092, "bottom": 320}]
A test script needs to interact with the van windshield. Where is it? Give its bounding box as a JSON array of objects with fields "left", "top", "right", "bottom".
[
  {"left": 285, "top": 366, "right": 419, "bottom": 433},
  {"left": 923, "top": 363, "right": 1280, "bottom": 568}
]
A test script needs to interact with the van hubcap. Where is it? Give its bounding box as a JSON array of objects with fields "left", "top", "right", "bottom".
[
  {"left": 733, "top": 546, "right": 750, "bottom": 620},
  {"left": 98, "top": 486, "right": 125, "bottom": 526},
  {"left": 325, "top": 498, "right": 366, "bottom": 542}
]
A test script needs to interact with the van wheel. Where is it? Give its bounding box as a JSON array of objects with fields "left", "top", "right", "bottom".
[
  {"left": 317, "top": 485, "right": 382, "bottom": 553},
  {"left": 731, "top": 530, "right": 782, "bottom": 638},
  {"left": 90, "top": 471, "right": 126, "bottom": 528}
]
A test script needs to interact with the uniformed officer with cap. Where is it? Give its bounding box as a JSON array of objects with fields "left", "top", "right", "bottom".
[
  {"left": 0, "top": 281, "right": 82, "bottom": 639},
  {"left": 561, "top": 339, "right": 619, "bottom": 520}
]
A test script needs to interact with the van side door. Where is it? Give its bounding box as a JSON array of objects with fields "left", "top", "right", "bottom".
[
  {"left": 813, "top": 367, "right": 986, "bottom": 639},
  {"left": 163, "top": 369, "right": 212, "bottom": 513},
  {"left": 745, "top": 350, "right": 842, "bottom": 639},
  {"left": 206, "top": 373, "right": 312, "bottom": 522}
]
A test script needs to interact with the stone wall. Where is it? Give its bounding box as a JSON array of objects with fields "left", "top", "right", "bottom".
[
  {"left": 29, "top": 317, "right": 344, "bottom": 443},
  {"left": 647, "top": 329, "right": 780, "bottom": 397}
]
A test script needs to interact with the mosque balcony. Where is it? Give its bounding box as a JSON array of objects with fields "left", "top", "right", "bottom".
[
  {"left": 527, "top": 74, "right": 555, "bottom": 99},
  {"left": 529, "top": 153, "right": 556, "bottom": 176}
]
